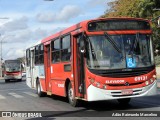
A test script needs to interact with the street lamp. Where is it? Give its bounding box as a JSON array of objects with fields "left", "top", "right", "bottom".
[{"left": 0, "top": 17, "right": 9, "bottom": 78}]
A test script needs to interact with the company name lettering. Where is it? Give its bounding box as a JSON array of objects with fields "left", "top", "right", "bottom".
[
  {"left": 58, "top": 84, "right": 64, "bottom": 87},
  {"left": 106, "top": 80, "right": 125, "bottom": 84}
]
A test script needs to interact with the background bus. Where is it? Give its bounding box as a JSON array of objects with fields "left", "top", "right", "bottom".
[
  {"left": 4, "top": 60, "right": 23, "bottom": 82},
  {"left": 26, "top": 17, "right": 157, "bottom": 107}
]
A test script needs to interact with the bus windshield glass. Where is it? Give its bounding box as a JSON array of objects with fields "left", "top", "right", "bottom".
[
  {"left": 86, "top": 34, "right": 154, "bottom": 69},
  {"left": 5, "top": 61, "right": 21, "bottom": 72}
]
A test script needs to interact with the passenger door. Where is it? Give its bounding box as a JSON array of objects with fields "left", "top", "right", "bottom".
[
  {"left": 74, "top": 34, "right": 86, "bottom": 98},
  {"left": 45, "top": 45, "right": 52, "bottom": 92}
]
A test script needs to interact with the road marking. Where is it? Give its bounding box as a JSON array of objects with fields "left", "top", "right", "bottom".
[
  {"left": 0, "top": 95, "right": 6, "bottom": 99},
  {"left": 23, "top": 92, "right": 37, "bottom": 97},
  {"left": 8, "top": 93, "right": 24, "bottom": 98},
  {"left": 0, "top": 88, "right": 31, "bottom": 91}
]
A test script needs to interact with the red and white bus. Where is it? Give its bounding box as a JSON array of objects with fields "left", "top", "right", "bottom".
[
  {"left": 4, "top": 60, "right": 23, "bottom": 82},
  {"left": 26, "top": 18, "right": 157, "bottom": 106}
]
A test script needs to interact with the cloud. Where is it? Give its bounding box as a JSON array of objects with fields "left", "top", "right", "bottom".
[
  {"left": 36, "top": 5, "right": 83, "bottom": 22},
  {"left": 36, "top": 12, "right": 55, "bottom": 23},
  {"left": 14, "top": 29, "right": 33, "bottom": 42},
  {"left": 4, "top": 48, "right": 25, "bottom": 60},
  {"left": 1, "top": 16, "right": 28, "bottom": 32}
]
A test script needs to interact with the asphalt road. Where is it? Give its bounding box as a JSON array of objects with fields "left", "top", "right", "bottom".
[{"left": 0, "top": 79, "right": 160, "bottom": 120}]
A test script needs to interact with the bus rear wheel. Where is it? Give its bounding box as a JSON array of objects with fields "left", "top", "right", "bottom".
[
  {"left": 67, "top": 83, "right": 79, "bottom": 107},
  {"left": 36, "top": 81, "right": 45, "bottom": 97},
  {"left": 18, "top": 79, "right": 22, "bottom": 82},
  {"left": 117, "top": 98, "right": 131, "bottom": 105}
]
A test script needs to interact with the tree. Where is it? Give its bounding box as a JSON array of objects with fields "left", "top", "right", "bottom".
[
  {"left": 102, "top": 0, "right": 140, "bottom": 17},
  {"left": 138, "top": 0, "right": 155, "bottom": 18}
]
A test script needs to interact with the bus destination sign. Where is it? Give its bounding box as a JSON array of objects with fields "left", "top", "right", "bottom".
[{"left": 88, "top": 20, "right": 150, "bottom": 31}]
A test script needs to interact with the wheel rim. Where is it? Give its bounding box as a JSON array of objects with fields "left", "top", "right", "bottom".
[{"left": 68, "top": 87, "right": 74, "bottom": 102}]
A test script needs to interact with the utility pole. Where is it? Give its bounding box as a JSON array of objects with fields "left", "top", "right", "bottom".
[{"left": 0, "top": 17, "right": 9, "bottom": 78}]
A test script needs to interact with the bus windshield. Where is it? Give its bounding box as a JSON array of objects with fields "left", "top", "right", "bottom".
[
  {"left": 5, "top": 62, "right": 21, "bottom": 72},
  {"left": 86, "top": 34, "right": 154, "bottom": 69}
]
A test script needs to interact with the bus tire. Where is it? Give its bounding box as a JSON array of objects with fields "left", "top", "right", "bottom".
[
  {"left": 5, "top": 79, "right": 10, "bottom": 83},
  {"left": 36, "top": 81, "right": 45, "bottom": 97},
  {"left": 117, "top": 98, "right": 131, "bottom": 105},
  {"left": 67, "top": 82, "right": 79, "bottom": 107},
  {"left": 18, "top": 79, "right": 22, "bottom": 82}
]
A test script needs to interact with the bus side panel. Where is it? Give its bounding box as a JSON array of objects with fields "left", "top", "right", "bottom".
[
  {"left": 51, "top": 63, "right": 72, "bottom": 97},
  {"left": 26, "top": 66, "right": 32, "bottom": 88},
  {"left": 51, "top": 80, "right": 65, "bottom": 96},
  {"left": 40, "top": 78, "right": 46, "bottom": 92},
  {"left": 32, "top": 65, "right": 46, "bottom": 92},
  {"left": 32, "top": 65, "right": 39, "bottom": 88}
]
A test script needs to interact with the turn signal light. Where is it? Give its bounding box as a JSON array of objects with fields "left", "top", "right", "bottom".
[
  {"left": 96, "top": 82, "right": 100, "bottom": 87},
  {"left": 103, "top": 84, "right": 107, "bottom": 89},
  {"left": 153, "top": 75, "right": 156, "bottom": 79},
  {"left": 150, "top": 78, "right": 153, "bottom": 83}
]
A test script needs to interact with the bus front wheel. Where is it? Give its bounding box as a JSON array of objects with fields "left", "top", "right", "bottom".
[
  {"left": 67, "top": 83, "right": 79, "bottom": 107},
  {"left": 117, "top": 98, "right": 131, "bottom": 105}
]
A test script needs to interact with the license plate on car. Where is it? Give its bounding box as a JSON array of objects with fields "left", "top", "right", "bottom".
[{"left": 122, "top": 89, "right": 133, "bottom": 95}]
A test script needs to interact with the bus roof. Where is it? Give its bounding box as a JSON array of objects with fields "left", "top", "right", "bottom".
[{"left": 41, "top": 17, "right": 150, "bottom": 44}]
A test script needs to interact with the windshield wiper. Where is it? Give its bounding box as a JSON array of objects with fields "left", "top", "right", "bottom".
[{"left": 104, "top": 32, "right": 122, "bottom": 53}]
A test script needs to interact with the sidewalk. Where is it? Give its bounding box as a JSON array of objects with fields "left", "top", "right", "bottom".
[
  {"left": 156, "top": 67, "right": 160, "bottom": 88},
  {"left": 157, "top": 79, "right": 160, "bottom": 88},
  {"left": 156, "top": 67, "right": 160, "bottom": 78}
]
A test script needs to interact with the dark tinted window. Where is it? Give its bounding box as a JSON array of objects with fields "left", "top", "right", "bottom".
[
  {"left": 35, "top": 46, "right": 39, "bottom": 55},
  {"left": 61, "top": 35, "right": 71, "bottom": 61},
  {"left": 54, "top": 39, "right": 60, "bottom": 50},
  {"left": 51, "top": 35, "right": 71, "bottom": 63},
  {"left": 35, "top": 44, "right": 44, "bottom": 65},
  {"left": 62, "top": 35, "right": 70, "bottom": 49},
  {"left": 26, "top": 49, "right": 30, "bottom": 66},
  {"left": 52, "top": 51, "right": 60, "bottom": 63}
]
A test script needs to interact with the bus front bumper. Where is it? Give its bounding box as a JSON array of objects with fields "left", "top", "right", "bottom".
[
  {"left": 87, "top": 80, "right": 157, "bottom": 101},
  {"left": 4, "top": 75, "right": 22, "bottom": 80}
]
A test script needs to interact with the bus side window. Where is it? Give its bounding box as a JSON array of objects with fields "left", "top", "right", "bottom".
[
  {"left": 61, "top": 35, "right": 71, "bottom": 62},
  {"left": 26, "top": 49, "right": 30, "bottom": 67},
  {"left": 51, "top": 39, "right": 60, "bottom": 63}
]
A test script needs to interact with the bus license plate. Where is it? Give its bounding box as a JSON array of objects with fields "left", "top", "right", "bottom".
[{"left": 122, "top": 89, "right": 133, "bottom": 95}]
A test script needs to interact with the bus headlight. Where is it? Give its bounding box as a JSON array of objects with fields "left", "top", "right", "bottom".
[{"left": 145, "top": 81, "right": 149, "bottom": 85}]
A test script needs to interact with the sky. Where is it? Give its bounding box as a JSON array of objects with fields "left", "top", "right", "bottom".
[{"left": 0, "top": 0, "right": 112, "bottom": 60}]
